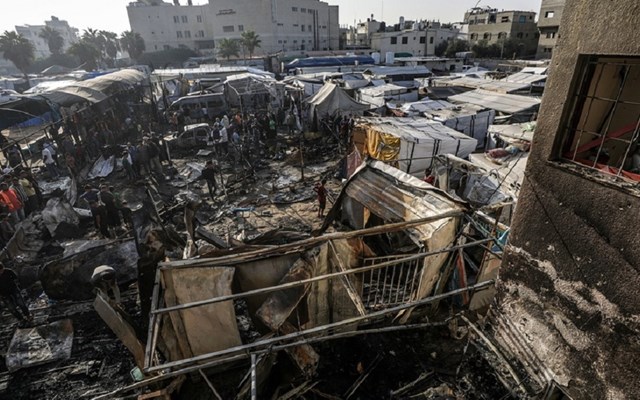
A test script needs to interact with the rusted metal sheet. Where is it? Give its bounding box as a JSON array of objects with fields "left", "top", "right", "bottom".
[{"left": 256, "top": 256, "right": 314, "bottom": 331}]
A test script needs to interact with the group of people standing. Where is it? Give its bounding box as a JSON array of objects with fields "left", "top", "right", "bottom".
[{"left": 80, "top": 184, "right": 132, "bottom": 238}]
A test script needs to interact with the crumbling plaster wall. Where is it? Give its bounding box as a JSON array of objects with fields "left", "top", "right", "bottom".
[{"left": 495, "top": 1, "right": 640, "bottom": 399}]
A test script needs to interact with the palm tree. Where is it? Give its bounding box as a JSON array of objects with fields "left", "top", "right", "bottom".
[
  {"left": 120, "top": 31, "right": 146, "bottom": 62},
  {"left": 99, "top": 30, "right": 120, "bottom": 66},
  {"left": 68, "top": 39, "right": 101, "bottom": 71},
  {"left": 39, "top": 26, "right": 64, "bottom": 55},
  {"left": 240, "top": 31, "right": 261, "bottom": 61},
  {"left": 0, "top": 31, "right": 35, "bottom": 84},
  {"left": 217, "top": 38, "right": 240, "bottom": 62}
]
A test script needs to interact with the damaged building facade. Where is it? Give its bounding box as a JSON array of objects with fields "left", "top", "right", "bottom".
[{"left": 490, "top": 0, "right": 640, "bottom": 398}]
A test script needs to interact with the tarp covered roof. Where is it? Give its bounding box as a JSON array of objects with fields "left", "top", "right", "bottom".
[
  {"left": 306, "top": 82, "right": 371, "bottom": 117},
  {"left": 448, "top": 89, "right": 541, "bottom": 114},
  {"left": 358, "top": 116, "right": 477, "bottom": 145},
  {"left": 30, "top": 69, "right": 146, "bottom": 107}
]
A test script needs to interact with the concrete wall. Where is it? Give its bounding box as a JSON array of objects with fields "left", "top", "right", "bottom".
[
  {"left": 494, "top": 1, "right": 640, "bottom": 399},
  {"left": 127, "top": 2, "right": 211, "bottom": 52},
  {"left": 466, "top": 10, "right": 539, "bottom": 55},
  {"left": 370, "top": 28, "right": 458, "bottom": 57},
  {"left": 536, "top": 0, "right": 565, "bottom": 59},
  {"left": 128, "top": 0, "right": 340, "bottom": 56}
]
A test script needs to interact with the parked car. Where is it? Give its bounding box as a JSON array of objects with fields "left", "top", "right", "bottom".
[
  {"left": 165, "top": 123, "right": 212, "bottom": 150},
  {"left": 169, "top": 93, "right": 227, "bottom": 120}
]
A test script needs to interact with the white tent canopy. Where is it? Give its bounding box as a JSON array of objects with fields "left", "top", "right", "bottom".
[{"left": 305, "top": 82, "right": 371, "bottom": 118}]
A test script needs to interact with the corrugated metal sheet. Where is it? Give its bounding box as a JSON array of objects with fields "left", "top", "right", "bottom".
[
  {"left": 448, "top": 89, "right": 541, "bottom": 114},
  {"left": 343, "top": 160, "right": 464, "bottom": 243},
  {"left": 501, "top": 72, "right": 547, "bottom": 85},
  {"left": 440, "top": 77, "right": 531, "bottom": 94}
]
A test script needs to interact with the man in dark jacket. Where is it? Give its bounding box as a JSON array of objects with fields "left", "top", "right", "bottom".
[
  {"left": 0, "top": 263, "right": 31, "bottom": 325},
  {"left": 194, "top": 160, "right": 218, "bottom": 200}
]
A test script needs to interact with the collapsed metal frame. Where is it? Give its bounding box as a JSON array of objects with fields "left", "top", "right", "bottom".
[{"left": 143, "top": 215, "right": 497, "bottom": 376}]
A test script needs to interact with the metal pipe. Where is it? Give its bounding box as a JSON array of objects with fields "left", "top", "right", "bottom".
[
  {"left": 145, "top": 280, "right": 494, "bottom": 374},
  {"left": 152, "top": 238, "right": 493, "bottom": 316}
]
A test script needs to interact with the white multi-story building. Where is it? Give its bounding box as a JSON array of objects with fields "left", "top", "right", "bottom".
[
  {"left": 370, "top": 20, "right": 463, "bottom": 57},
  {"left": 15, "top": 16, "right": 79, "bottom": 59},
  {"left": 127, "top": 0, "right": 340, "bottom": 57}
]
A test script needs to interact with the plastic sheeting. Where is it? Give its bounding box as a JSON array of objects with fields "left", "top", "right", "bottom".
[
  {"left": 88, "top": 155, "right": 116, "bottom": 179},
  {"left": 356, "top": 117, "right": 478, "bottom": 176},
  {"left": 305, "top": 83, "right": 370, "bottom": 118},
  {"left": 6, "top": 319, "right": 74, "bottom": 372},
  {"left": 41, "top": 197, "right": 80, "bottom": 238}
]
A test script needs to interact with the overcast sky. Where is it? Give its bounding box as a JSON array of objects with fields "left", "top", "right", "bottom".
[{"left": 0, "top": 0, "right": 542, "bottom": 35}]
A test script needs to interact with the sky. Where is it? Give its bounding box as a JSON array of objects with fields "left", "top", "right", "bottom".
[{"left": 0, "top": 0, "right": 542, "bottom": 35}]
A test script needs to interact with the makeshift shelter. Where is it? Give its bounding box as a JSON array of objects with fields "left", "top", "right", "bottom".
[
  {"left": 448, "top": 89, "right": 541, "bottom": 123},
  {"left": 352, "top": 117, "right": 478, "bottom": 176},
  {"left": 423, "top": 104, "right": 496, "bottom": 149},
  {"left": 225, "top": 73, "right": 278, "bottom": 108},
  {"left": 356, "top": 84, "right": 419, "bottom": 108},
  {"left": 438, "top": 77, "right": 535, "bottom": 94},
  {"left": 305, "top": 82, "right": 370, "bottom": 120},
  {"left": 387, "top": 99, "right": 456, "bottom": 117}
]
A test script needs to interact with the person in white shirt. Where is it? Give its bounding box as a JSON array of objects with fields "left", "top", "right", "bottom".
[
  {"left": 42, "top": 143, "right": 60, "bottom": 179},
  {"left": 218, "top": 126, "right": 229, "bottom": 155}
]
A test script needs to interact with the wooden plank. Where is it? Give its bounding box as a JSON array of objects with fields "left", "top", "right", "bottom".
[
  {"left": 93, "top": 294, "right": 145, "bottom": 369},
  {"left": 195, "top": 226, "right": 229, "bottom": 249}
]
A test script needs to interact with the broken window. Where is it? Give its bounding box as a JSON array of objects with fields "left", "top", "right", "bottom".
[
  {"left": 501, "top": 16, "right": 510, "bottom": 23},
  {"left": 545, "top": 11, "right": 555, "bottom": 18},
  {"left": 558, "top": 56, "right": 640, "bottom": 181}
]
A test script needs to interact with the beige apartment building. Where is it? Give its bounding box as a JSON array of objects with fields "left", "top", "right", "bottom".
[
  {"left": 536, "top": 0, "right": 565, "bottom": 58},
  {"left": 127, "top": 0, "right": 340, "bottom": 57},
  {"left": 464, "top": 7, "right": 539, "bottom": 56}
]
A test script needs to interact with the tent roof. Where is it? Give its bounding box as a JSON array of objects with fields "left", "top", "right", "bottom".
[
  {"left": 305, "top": 83, "right": 370, "bottom": 116},
  {"left": 448, "top": 89, "right": 541, "bottom": 114},
  {"left": 358, "top": 117, "right": 477, "bottom": 145}
]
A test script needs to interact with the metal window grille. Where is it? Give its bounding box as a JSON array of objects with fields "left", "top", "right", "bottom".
[{"left": 560, "top": 56, "right": 640, "bottom": 181}]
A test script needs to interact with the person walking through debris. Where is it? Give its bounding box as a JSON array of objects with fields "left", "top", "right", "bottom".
[
  {"left": 286, "top": 111, "right": 297, "bottom": 134},
  {"left": 194, "top": 160, "right": 218, "bottom": 200},
  {"left": 89, "top": 200, "right": 111, "bottom": 238},
  {"left": 0, "top": 182, "right": 25, "bottom": 223},
  {"left": 120, "top": 201, "right": 134, "bottom": 230},
  {"left": 122, "top": 150, "right": 136, "bottom": 181},
  {"left": 80, "top": 184, "right": 99, "bottom": 206},
  {"left": 0, "top": 262, "right": 32, "bottom": 326},
  {"left": 91, "top": 265, "right": 121, "bottom": 304},
  {"left": 99, "top": 185, "right": 121, "bottom": 228},
  {"left": 19, "top": 171, "right": 39, "bottom": 215},
  {"left": 42, "top": 141, "right": 60, "bottom": 179},
  {"left": 314, "top": 179, "right": 328, "bottom": 218},
  {"left": 0, "top": 213, "right": 15, "bottom": 244}
]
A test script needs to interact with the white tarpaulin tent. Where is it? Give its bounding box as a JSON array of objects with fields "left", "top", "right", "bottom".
[
  {"left": 423, "top": 105, "right": 496, "bottom": 149},
  {"left": 357, "top": 84, "right": 419, "bottom": 108},
  {"left": 355, "top": 117, "right": 478, "bottom": 176},
  {"left": 305, "top": 82, "right": 371, "bottom": 118}
]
